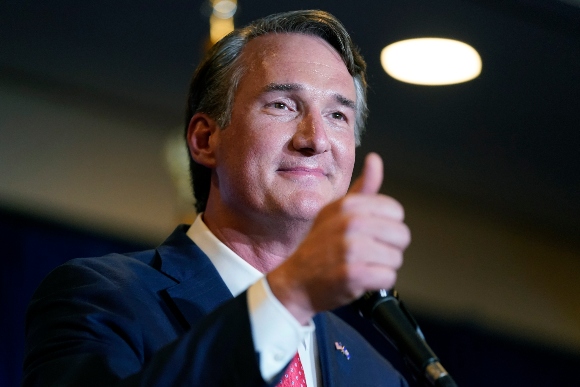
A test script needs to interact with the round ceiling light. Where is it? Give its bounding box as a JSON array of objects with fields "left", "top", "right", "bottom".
[{"left": 381, "top": 38, "right": 482, "bottom": 86}]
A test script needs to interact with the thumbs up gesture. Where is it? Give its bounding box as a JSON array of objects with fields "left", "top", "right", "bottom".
[{"left": 267, "top": 153, "right": 411, "bottom": 325}]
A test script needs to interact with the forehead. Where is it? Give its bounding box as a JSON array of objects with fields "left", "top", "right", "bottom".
[
  {"left": 241, "top": 33, "right": 344, "bottom": 64},
  {"left": 237, "top": 33, "right": 354, "bottom": 93}
]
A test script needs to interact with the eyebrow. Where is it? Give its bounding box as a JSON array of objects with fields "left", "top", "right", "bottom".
[
  {"left": 262, "top": 83, "right": 356, "bottom": 110},
  {"left": 263, "top": 83, "right": 302, "bottom": 93}
]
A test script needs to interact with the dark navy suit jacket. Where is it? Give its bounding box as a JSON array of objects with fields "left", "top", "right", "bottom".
[{"left": 23, "top": 225, "right": 407, "bottom": 386}]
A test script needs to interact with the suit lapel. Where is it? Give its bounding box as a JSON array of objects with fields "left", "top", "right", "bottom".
[
  {"left": 315, "top": 313, "right": 352, "bottom": 387},
  {"left": 156, "top": 225, "right": 233, "bottom": 328}
]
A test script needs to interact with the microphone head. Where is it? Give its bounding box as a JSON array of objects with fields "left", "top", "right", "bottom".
[{"left": 355, "top": 289, "right": 399, "bottom": 319}]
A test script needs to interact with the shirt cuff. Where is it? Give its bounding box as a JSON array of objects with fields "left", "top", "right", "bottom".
[{"left": 247, "top": 277, "right": 315, "bottom": 382}]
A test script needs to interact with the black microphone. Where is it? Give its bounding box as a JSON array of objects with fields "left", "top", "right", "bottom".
[{"left": 356, "top": 289, "right": 457, "bottom": 387}]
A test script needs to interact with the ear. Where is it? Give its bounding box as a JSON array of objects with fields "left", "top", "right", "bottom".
[{"left": 186, "top": 113, "right": 220, "bottom": 169}]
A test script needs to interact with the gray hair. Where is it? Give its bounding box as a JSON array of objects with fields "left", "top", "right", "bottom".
[{"left": 185, "top": 10, "right": 368, "bottom": 213}]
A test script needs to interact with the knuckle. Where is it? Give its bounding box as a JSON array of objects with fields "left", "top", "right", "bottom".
[
  {"left": 344, "top": 266, "right": 365, "bottom": 297},
  {"left": 397, "top": 202, "right": 406, "bottom": 221},
  {"left": 386, "top": 197, "right": 405, "bottom": 220},
  {"left": 392, "top": 250, "right": 404, "bottom": 269},
  {"left": 400, "top": 223, "right": 411, "bottom": 246}
]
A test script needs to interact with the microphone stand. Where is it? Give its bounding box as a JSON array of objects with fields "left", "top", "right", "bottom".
[{"left": 356, "top": 289, "right": 458, "bottom": 387}]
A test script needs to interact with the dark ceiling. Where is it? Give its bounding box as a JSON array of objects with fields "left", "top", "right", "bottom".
[{"left": 1, "top": 0, "right": 579, "bottom": 241}]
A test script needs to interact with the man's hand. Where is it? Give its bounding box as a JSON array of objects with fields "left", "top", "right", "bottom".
[{"left": 267, "top": 153, "right": 411, "bottom": 325}]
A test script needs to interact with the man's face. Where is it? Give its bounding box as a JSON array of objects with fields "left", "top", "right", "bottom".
[{"left": 213, "top": 33, "right": 357, "bottom": 223}]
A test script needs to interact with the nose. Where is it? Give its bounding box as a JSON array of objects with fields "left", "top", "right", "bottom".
[{"left": 292, "top": 112, "right": 330, "bottom": 155}]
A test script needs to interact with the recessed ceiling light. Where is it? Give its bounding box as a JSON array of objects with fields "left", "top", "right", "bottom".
[{"left": 381, "top": 38, "right": 482, "bottom": 86}]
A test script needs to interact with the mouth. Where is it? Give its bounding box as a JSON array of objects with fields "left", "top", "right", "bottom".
[{"left": 277, "top": 166, "right": 327, "bottom": 178}]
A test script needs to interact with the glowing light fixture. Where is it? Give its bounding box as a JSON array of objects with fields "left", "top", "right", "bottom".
[
  {"left": 209, "top": 0, "right": 237, "bottom": 44},
  {"left": 381, "top": 38, "right": 482, "bottom": 85},
  {"left": 212, "top": 0, "right": 237, "bottom": 18}
]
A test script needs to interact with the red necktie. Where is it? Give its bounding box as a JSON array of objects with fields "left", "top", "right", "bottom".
[{"left": 277, "top": 353, "right": 307, "bottom": 387}]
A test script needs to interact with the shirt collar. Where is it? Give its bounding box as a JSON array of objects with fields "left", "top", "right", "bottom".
[{"left": 186, "top": 213, "right": 263, "bottom": 297}]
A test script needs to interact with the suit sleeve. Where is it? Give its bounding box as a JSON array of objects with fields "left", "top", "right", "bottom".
[{"left": 22, "top": 259, "right": 270, "bottom": 387}]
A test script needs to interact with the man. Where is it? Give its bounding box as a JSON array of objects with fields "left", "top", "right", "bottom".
[{"left": 23, "top": 10, "right": 411, "bottom": 386}]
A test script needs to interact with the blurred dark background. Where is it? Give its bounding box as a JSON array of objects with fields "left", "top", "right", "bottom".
[{"left": 1, "top": 1, "right": 579, "bottom": 385}]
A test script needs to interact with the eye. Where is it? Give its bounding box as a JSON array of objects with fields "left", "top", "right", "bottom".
[
  {"left": 331, "top": 112, "right": 346, "bottom": 121},
  {"left": 263, "top": 99, "right": 297, "bottom": 116}
]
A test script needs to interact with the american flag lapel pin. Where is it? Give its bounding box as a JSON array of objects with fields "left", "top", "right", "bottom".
[{"left": 334, "top": 342, "right": 351, "bottom": 360}]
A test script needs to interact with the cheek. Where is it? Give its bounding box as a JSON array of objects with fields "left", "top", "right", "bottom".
[
  {"left": 332, "top": 135, "right": 356, "bottom": 193},
  {"left": 333, "top": 133, "right": 356, "bottom": 164},
  {"left": 221, "top": 126, "right": 280, "bottom": 178}
]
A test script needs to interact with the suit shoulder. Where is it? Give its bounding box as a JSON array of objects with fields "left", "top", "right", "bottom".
[{"left": 34, "top": 248, "right": 166, "bottom": 297}]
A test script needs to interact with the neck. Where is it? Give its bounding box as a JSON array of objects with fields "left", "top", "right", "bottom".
[{"left": 202, "top": 204, "right": 312, "bottom": 274}]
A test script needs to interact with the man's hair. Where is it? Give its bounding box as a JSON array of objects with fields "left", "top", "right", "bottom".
[{"left": 185, "top": 10, "right": 368, "bottom": 213}]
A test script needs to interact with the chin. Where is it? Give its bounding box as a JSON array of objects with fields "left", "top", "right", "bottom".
[{"left": 280, "top": 195, "right": 332, "bottom": 221}]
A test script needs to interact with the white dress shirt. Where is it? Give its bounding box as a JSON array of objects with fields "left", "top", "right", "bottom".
[{"left": 186, "top": 214, "right": 320, "bottom": 386}]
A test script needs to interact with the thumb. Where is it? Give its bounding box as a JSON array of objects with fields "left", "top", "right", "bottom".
[{"left": 348, "top": 152, "right": 384, "bottom": 194}]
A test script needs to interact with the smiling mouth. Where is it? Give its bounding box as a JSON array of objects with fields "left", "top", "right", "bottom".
[{"left": 277, "top": 167, "right": 327, "bottom": 177}]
